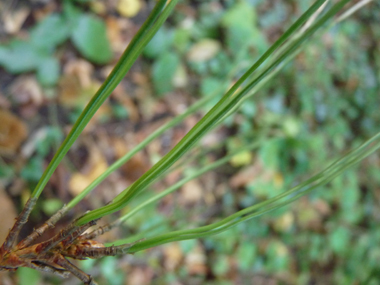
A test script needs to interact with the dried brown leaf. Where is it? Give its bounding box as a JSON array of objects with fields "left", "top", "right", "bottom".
[
  {"left": 0, "top": 188, "right": 17, "bottom": 244},
  {"left": 68, "top": 147, "right": 108, "bottom": 196},
  {"left": 181, "top": 179, "right": 203, "bottom": 204},
  {"left": 0, "top": 110, "right": 28, "bottom": 155},
  {"left": 187, "top": 39, "right": 221, "bottom": 62},
  {"left": 184, "top": 244, "right": 207, "bottom": 275},
  {"left": 10, "top": 76, "right": 44, "bottom": 106},
  {"left": 163, "top": 243, "right": 183, "bottom": 271},
  {"left": 3, "top": 7, "right": 29, "bottom": 34},
  {"left": 64, "top": 59, "right": 94, "bottom": 89}
]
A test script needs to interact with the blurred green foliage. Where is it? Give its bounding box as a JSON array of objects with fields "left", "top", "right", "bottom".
[
  {"left": 139, "top": 1, "right": 380, "bottom": 283},
  {"left": 17, "top": 267, "right": 41, "bottom": 285},
  {"left": 1, "top": 0, "right": 379, "bottom": 284},
  {"left": 0, "top": 0, "right": 112, "bottom": 86}
]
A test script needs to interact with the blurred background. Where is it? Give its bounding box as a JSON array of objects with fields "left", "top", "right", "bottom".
[{"left": 0, "top": 0, "right": 379, "bottom": 284}]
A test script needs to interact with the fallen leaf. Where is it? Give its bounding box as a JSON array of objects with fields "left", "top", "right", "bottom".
[
  {"left": 68, "top": 146, "right": 108, "bottom": 196},
  {"left": 230, "top": 164, "right": 262, "bottom": 188},
  {"left": 0, "top": 110, "right": 28, "bottom": 155},
  {"left": 58, "top": 75, "right": 81, "bottom": 106},
  {"left": 313, "top": 198, "right": 331, "bottom": 216},
  {"left": 172, "top": 63, "right": 188, "bottom": 88},
  {"left": 112, "top": 85, "right": 140, "bottom": 122},
  {"left": 117, "top": 0, "right": 142, "bottom": 18},
  {"left": 163, "top": 91, "right": 189, "bottom": 115},
  {"left": 164, "top": 168, "right": 182, "bottom": 186},
  {"left": 273, "top": 212, "right": 294, "bottom": 232},
  {"left": 230, "top": 150, "right": 252, "bottom": 167},
  {"left": 0, "top": 188, "right": 17, "bottom": 244},
  {"left": 163, "top": 243, "right": 183, "bottom": 271},
  {"left": 185, "top": 244, "right": 207, "bottom": 275},
  {"left": 0, "top": 92, "right": 11, "bottom": 109},
  {"left": 127, "top": 267, "right": 154, "bottom": 285},
  {"left": 273, "top": 241, "right": 289, "bottom": 257},
  {"left": 121, "top": 151, "right": 150, "bottom": 183},
  {"left": 64, "top": 59, "right": 94, "bottom": 89},
  {"left": 3, "top": 7, "right": 30, "bottom": 34},
  {"left": 10, "top": 76, "right": 44, "bottom": 106},
  {"left": 21, "top": 127, "right": 50, "bottom": 158},
  {"left": 187, "top": 39, "right": 221, "bottom": 62},
  {"left": 58, "top": 75, "right": 101, "bottom": 108},
  {"left": 90, "top": 1, "right": 107, "bottom": 15},
  {"left": 295, "top": 198, "right": 324, "bottom": 231},
  {"left": 106, "top": 16, "right": 132, "bottom": 53},
  {"left": 181, "top": 179, "right": 203, "bottom": 204},
  {"left": 273, "top": 171, "right": 284, "bottom": 188}
]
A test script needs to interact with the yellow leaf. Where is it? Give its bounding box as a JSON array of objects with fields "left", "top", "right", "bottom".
[
  {"left": 117, "top": 0, "right": 142, "bottom": 18},
  {"left": 230, "top": 150, "right": 252, "bottom": 167},
  {"left": 273, "top": 171, "right": 284, "bottom": 188},
  {"left": 273, "top": 212, "right": 294, "bottom": 232},
  {"left": 187, "top": 39, "right": 221, "bottom": 62},
  {"left": 68, "top": 148, "right": 108, "bottom": 196}
]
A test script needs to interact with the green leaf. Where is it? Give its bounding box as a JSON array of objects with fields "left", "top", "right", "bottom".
[
  {"left": 71, "top": 14, "right": 113, "bottom": 64},
  {"left": 221, "top": 1, "right": 260, "bottom": 52},
  {"left": 30, "top": 14, "right": 70, "bottom": 52},
  {"left": 212, "top": 255, "right": 229, "bottom": 275},
  {"left": 63, "top": 0, "right": 82, "bottom": 26},
  {"left": 341, "top": 171, "right": 359, "bottom": 209},
  {"left": 329, "top": 226, "right": 350, "bottom": 255},
  {"left": 236, "top": 242, "right": 257, "bottom": 271},
  {"left": 35, "top": 127, "right": 64, "bottom": 157},
  {"left": 112, "top": 104, "right": 129, "bottom": 119},
  {"left": 266, "top": 241, "right": 289, "bottom": 271},
  {"left": 143, "top": 27, "right": 173, "bottom": 59},
  {"left": 0, "top": 18, "right": 63, "bottom": 83},
  {"left": 42, "top": 199, "right": 63, "bottom": 216},
  {"left": 221, "top": 2, "right": 256, "bottom": 29},
  {"left": 152, "top": 51, "right": 180, "bottom": 95},
  {"left": 21, "top": 157, "right": 44, "bottom": 182},
  {"left": 173, "top": 28, "right": 191, "bottom": 53},
  {"left": 240, "top": 100, "right": 256, "bottom": 118},
  {"left": 200, "top": 77, "right": 225, "bottom": 97},
  {"left": 0, "top": 41, "right": 44, "bottom": 73},
  {"left": 37, "top": 57, "right": 60, "bottom": 86},
  {"left": 259, "top": 138, "right": 281, "bottom": 170}
]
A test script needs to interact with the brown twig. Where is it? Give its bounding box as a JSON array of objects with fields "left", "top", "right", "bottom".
[
  {"left": 79, "top": 220, "right": 120, "bottom": 240},
  {"left": 1, "top": 197, "right": 37, "bottom": 252},
  {"left": 38, "top": 219, "right": 98, "bottom": 253},
  {"left": 55, "top": 256, "right": 97, "bottom": 285},
  {"left": 17, "top": 205, "right": 69, "bottom": 250}
]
